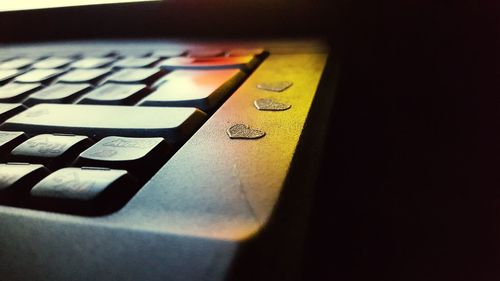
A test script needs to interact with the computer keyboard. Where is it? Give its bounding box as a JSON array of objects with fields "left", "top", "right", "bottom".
[
  {"left": 0, "top": 40, "right": 331, "bottom": 281},
  {"left": 0, "top": 46, "right": 267, "bottom": 215}
]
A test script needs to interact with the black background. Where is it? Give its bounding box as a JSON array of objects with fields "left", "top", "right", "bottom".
[{"left": 304, "top": 1, "right": 500, "bottom": 280}]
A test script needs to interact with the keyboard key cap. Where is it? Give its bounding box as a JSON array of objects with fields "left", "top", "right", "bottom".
[
  {"left": 116, "top": 50, "right": 152, "bottom": 57},
  {"left": 14, "top": 69, "right": 66, "bottom": 83},
  {"left": 1, "top": 104, "right": 207, "bottom": 145},
  {"left": 71, "top": 57, "right": 115, "bottom": 69},
  {"left": 158, "top": 56, "right": 256, "bottom": 70},
  {"left": 0, "top": 103, "right": 26, "bottom": 122},
  {"left": 0, "top": 163, "right": 49, "bottom": 201},
  {"left": 139, "top": 69, "right": 244, "bottom": 112},
  {"left": 11, "top": 134, "right": 93, "bottom": 169},
  {"left": 81, "top": 50, "right": 115, "bottom": 57},
  {"left": 0, "top": 83, "right": 42, "bottom": 102},
  {"left": 105, "top": 68, "right": 164, "bottom": 84},
  {"left": 0, "top": 69, "right": 23, "bottom": 84},
  {"left": 187, "top": 49, "right": 225, "bottom": 57},
  {"left": 0, "top": 131, "right": 27, "bottom": 157},
  {"left": 77, "top": 84, "right": 148, "bottom": 105},
  {"left": 57, "top": 69, "right": 111, "bottom": 84},
  {"left": 0, "top": 58, "right": 36, "bottom": 69},
  {"left": 151, "top": 49, "right": 186, "bottom": 58},
  {"left": 24, "top": 84, "right": 92, "bottom": 106},
  {"left": 112, "top": 57, "right": 159, "bottom": 68},
  {"left": 32, "top": 57, "right": 74, "bottom": 69},
  {"left": 30, "top": 167, "right": 136, "bottom": 214},
  {"left": 75, "top": 136, "right": 171, "bottom": 179}
]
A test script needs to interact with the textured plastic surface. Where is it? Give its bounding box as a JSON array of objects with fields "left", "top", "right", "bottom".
[{"left": 0, "top": 40, "right": 330, "bottom": 281}]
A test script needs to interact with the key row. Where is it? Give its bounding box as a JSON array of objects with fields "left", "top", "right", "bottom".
[
  {"left": 0, "top": 133, "right": 171, "bottom": 175},
  {"left": 0, "top": 69, "right": 245, "bottom": 112},
  {"left": 0, "top": 50, "right": 263, "bottom": 71},
  {"left": 0, "top": 47, "right": 265, "bottom": 63},
  {"left": 0, "top": 164, "right": 137, "bottom": 215}
]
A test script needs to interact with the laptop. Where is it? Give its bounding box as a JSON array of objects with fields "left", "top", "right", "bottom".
[{"left": 0, "top": 1, "right": 336, "bottom": 280}]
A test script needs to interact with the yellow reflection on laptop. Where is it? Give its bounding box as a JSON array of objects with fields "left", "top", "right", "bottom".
[{"left": 0, "top": 0, "right": 159, "bottom": 12}]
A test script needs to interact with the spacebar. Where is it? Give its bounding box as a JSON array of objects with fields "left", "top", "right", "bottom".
[{"left": 0, "top": 104, "right": 207, "bottom": 144}]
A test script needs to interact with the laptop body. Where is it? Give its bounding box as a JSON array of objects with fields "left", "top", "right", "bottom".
[{"left": 0, "top": 1, "right": 337, "bottom": 281}]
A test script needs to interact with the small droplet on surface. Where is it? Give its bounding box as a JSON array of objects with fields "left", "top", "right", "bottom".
[
  {"left": 227, "top": 124, "right": 266, "bottom": 139},
  {"left": 256, "top": 81, "right": 293, "bottom": 92}
]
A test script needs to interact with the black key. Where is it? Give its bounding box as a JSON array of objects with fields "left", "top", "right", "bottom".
[
  {"left": 187, "top": 49, "right": 225, "bottom": 57},
  {"left": 158, "top": 56, "right": 257, "bottom": 70},
  {"left": 0, "top": 163, "right": 49, "bottom": 202},
  {"left": 32, "top": 57, "right": 74, "bottom": 69},
  {"left": 11, "top": 134, "right": 93, "bottom": 169},
  {"left": 1, "top": 104, "right": 207, "bottom": 145},
  {"left": 0, "top": 69, "right": 22, "bottom": 84},
  {"left": 24, "top": 84, "right": 92, "bottom": 106},
  {"left": 57, "top": 69, "right": 111, "bottom": 84},
  {"left": 105, "top": 68, "right": 164, "bottom": 84},
  {"left": 75, "top": 136, "right": 171, "bottom": 179},
  {"left": 0, "top": 83, "right": 42, "bottom": 102},
  {"left": 81, "top": 50, "right": 116, "bottom": 57},
  {"left": 14, "top": 69, "right": 66, "bottom": 84},
  {"left": 71, "top": 57, "right": 115, "bottom": 69},
  {"left": 116, "top": 50, "right": 152, "bottom": 57},
  {"left": 0, "top": 58, "right": 36, "bottom": 69},
  {"left": 0, "top": 131, "right": 27, "bottom": 157},
  {"left": 0, "top": 103, "right": 26, "bottom": 122},
  {"left": 139, "top": 69, "right": 244, "bottom": 112},
  {"left": 151, "top": 49, "right": 185, "bottom": 58},
  {"left": 77, "top": 84, "right": 148, "bottom": 105},
  {"left": 112, "top": 57, "right": 159, "bottom": 68},
  {"left": 30, "top": 167, "right": 136, "bottom": 215}
]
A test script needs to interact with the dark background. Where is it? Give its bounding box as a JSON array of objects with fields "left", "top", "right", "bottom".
[
  {"left": 1, "top": 1, "right": 498, "bottom": 280},
  {"left": 304, "top": 1, "right": 500, "bottom": 280}
]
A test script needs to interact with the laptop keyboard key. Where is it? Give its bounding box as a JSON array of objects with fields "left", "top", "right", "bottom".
[
  {"left": 0, "top": 131, "right": 27, "bottom": 157},
  {"left": 187, "top": 49, "right": 225, "bottom": 57},
  {"left": 0, "top": 58, "right": 36, "bottom": 69},
  {"left": 0, "top": 104, "right": 207, "bottom": 144},
  {"left": 151, "top": 49, "right": 186, "bottom": 58},
  {"left": 139, "top": 69, "right": 244, "bottom": 112},
  {"left": 71, "top": 57, "right": 115, "bottom": 69},
  {"left": 0, "top": 69, "right": 23, "bottom": 84},
  {"left": 0, "top": 163, "right": 49, "bottom": 202},
  {"left": 30, "top": 167, "right": 136, "bottom": 214},
  {"left": 105, "top": 68, "right": 164, "bottom": 84},
  {"left": 77, "top": 84, "right": 148, "bottom": 105},
  {"left": 75, "top": 136, "right": 171, "bottom": 179},
  {"left": 0, "top": 83, "right": 42, "bottom": 102},
  {"left": 32, "top": 57, "right": 74, "bottom": 69},
  {"left": 57, "top": 69, "right": 111, "bottom": 84},
  {"left": 24, "top": 84, "right": 92, "bottom": 106},
  {"left": 158, "top": 56, "right": 256, "bottom": 70},
  {"left": 113, "top": 57, "right": 159, "bottom": 68},
  {"left": 11, "top": 134, "right": 93, "bottom": 169},
  {"left": 0, "top": 103, "right": 26, "bottom": 122},
  {"left": 14, "top": 69, "right": 66, "bottom": 83}
]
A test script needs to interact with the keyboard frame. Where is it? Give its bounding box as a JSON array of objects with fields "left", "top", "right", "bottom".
[{"left": 0, "top": 40, "right": 336, "bottom": 281}]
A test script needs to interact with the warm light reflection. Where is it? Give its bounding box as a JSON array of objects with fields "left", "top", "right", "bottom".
[{"left": 0, "top": 0, "right": 160, "bottom": 12}]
